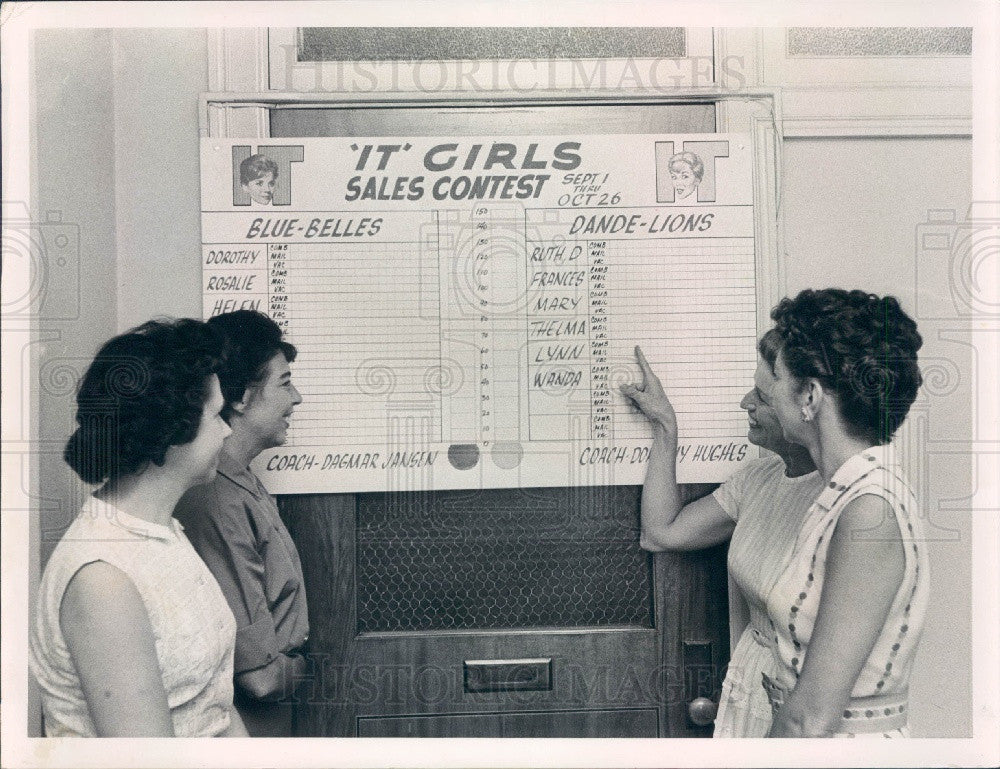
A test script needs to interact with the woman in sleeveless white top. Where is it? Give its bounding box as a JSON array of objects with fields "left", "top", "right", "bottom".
[
  {"left": 28, "top": 319, "right": 247, "bottom": 737},
  {"left": 31, "top": 498, "right": 237, "bottom": 737},
  {"left": 711, "top": 454, "right": 823, "bottom": 736}
]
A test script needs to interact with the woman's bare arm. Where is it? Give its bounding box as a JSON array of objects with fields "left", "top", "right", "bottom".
[
  {"left": 621, "top": 346, "right": 736, "bottom": 552},
  {"left": 768, "top": 494, "right": 904, "bottom": 737},
  {"left": 60, "top": 561, "right": 174, "bottom": 737}
]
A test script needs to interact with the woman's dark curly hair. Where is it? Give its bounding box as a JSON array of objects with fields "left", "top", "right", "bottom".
[
  {"left": 770, "top": 289, "right": 923, "bottom": 445},
  {"left": 64, "top": 318, "right": 225, "bottom": 484},
  {"left": 206, "top": 310, "right": 297, "bottom": 422}
]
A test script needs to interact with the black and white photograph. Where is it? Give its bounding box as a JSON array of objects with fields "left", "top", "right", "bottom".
[{"left": 1, "top": 2, "right": 998, "bottom": 767}]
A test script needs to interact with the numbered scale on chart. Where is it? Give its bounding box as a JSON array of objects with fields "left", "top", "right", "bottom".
[{"left": 440, "top": 204, "right": 526, "bottom": 447}]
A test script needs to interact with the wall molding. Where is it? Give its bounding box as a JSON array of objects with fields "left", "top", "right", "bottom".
[
  {"left": 210, "top": 27, "right": 973, "bottom": 139},
  {"left": 714, "top": 28, "right": 971, "bottom": 139},
  {"left": 206, "top": 28, "right": 270, "bottom": 138}
]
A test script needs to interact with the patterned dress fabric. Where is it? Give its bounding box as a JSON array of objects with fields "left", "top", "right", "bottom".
[{"left": 764, "top": 444, "right": 929, "bottom": 737}]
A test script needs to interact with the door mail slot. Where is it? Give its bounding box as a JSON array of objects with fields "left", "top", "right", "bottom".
[{"left": 463, "top": 658, "right": 552, "bottom": 693}]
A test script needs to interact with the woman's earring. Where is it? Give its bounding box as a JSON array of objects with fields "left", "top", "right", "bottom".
[{"left": 801, "top": 407, "right": 812, "bottom": 422}]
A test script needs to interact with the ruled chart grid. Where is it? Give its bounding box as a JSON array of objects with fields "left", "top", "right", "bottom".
[
  {"left": 605, "top": 238, "right": 757, "bottom": 440},
  {"left": 263, "top": 219, "right": 444, "bottom": 448},
  {"left": 523, "top": 208, "right": 758, "bottom": 443},
  {"left": 203, "top": 208, "right": 757, "bottom": 451}
]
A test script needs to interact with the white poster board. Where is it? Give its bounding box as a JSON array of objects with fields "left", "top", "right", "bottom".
[{"left": 200, "top": 133, "right": 757, "bottom": 493}]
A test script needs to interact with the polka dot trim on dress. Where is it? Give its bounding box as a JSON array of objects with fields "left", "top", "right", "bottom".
[
  {"left": 841, "top": 703, "right": 906, "bottom": 720},
  {"left": 869, "top": 485, "right": 921, "bottom": 692},
  {"left": 784, "top": 456, "right": 886, "bottom": 678},
  {"left": 873, "top": 574, "right": 919, "bottom": 690}
]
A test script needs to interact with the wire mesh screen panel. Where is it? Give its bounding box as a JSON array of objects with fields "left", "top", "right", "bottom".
[{"left": 356, "top": 486, "right": 652, "bottom": 633}]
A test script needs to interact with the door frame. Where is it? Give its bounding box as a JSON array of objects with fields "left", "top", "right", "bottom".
[{"left": 202, "top": 30, "right": 784, "bottom": 737}]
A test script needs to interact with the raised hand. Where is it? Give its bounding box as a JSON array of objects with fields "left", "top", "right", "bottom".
[{"left": 619, "top": 345, "right": 678, "bottom": 434}]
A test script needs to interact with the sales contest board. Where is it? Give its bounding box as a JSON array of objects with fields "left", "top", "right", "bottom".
[{"left": 201, "top": 134, "right": 758, "bottom": 493}]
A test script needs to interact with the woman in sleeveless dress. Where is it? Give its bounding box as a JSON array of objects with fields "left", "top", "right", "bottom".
[
  {"left": 758, "top": 289, "right": 927, "bottom": 737},
  {"left": 622, "top": 289, "right": 927, "bottom": 737},
  {"left": 29, "top": 319, "right": 247, "bottom": 737}
]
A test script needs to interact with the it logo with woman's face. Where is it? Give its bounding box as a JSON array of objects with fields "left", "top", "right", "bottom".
[
  {"left": 670, "top": 164, "right": 699, "bottom": 201},
  {"left": 231, "top": 144, "right": 304, "bottom": 206},
  {"left": 244, "top": 172, "right": 276, "bottom": 205},
  {"left": 654, "top": 140, "right": 730, "bottom": 204}
]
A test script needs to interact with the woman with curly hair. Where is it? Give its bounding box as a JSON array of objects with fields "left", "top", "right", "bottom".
[
  {"left": 623, "top": 288, "right": 927, "bottom": 738},
  {"left": 759, "top": 288, "right": 927, "bottom": 737},
  {"left": 29, "top": 319, "right": 248, "bottom": 737}
]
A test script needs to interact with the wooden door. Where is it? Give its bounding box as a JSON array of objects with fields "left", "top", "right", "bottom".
[
  {"left": 273, "top": 102, "right": 730, "bottom": 737},
  {"left": 281, "top": 482, "right": 728, "bottom": 737}
]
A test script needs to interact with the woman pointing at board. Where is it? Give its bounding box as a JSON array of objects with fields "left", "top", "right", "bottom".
[
  {"left": 622, "top": 288, "right": 928, "bottom": 737},
  {"left": 622, "top": 329, "right": 823, "bottom": 737}
]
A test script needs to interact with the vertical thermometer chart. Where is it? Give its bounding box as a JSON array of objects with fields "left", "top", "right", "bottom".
[{"left": 438, "top": 204, "right": 527, "bottom": 448}]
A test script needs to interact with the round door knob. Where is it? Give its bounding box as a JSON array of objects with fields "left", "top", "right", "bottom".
[{"left": 688, "top": 696, "right": 717, "bottom": 726}]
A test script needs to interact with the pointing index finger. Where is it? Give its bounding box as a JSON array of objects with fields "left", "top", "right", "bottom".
[
  {"left": 633, "top": 345, "right": 652, "bottom": 389},
  {"left": 635, "top": 345, "right": 652, "bottom": 374}
]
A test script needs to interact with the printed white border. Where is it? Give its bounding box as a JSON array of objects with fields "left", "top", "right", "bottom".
[{"left": 2, "top": 2, "right": 996, "bottom": 767}]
